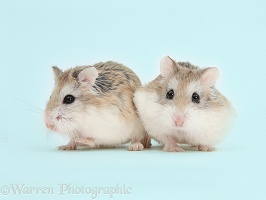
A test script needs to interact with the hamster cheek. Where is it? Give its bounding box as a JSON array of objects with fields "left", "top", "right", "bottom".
[
  {"left": 184, "top": 108, "right": 226, "bottom": 145},
  {"left": 185, "top": 108, "right": 206, "bottom": 131},
  {"left": 60, "top": 108, "right": 85, "bottom": 134},
  {"left": 161, "top": 105, "right": 178, "bottom": 129}
]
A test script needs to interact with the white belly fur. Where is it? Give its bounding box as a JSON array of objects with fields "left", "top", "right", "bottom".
[{"left": 78, "top": 106, "right": 138, "bottom": 146}]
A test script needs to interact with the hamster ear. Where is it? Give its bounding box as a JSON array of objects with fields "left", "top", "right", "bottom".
[
  {"left": 78, "top": 67, "right": 98, "bottom": 85},
  {"left": 201, "top": 67, "right": 220, "bottom": 87},
  {"left": 160, "top": 56, "right": 177, "bottom": 78},
  {"left": 52, "top": 66, "right": 63, "bottom": 79}
]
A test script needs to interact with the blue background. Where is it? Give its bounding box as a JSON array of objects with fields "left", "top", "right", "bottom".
[{"left": 1, "top": 0, "right": 266, "bottom": 199}]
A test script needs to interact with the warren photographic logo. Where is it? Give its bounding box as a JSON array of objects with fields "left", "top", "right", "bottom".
[
  {"left": 1, "top": 183, "right": 132, "bottom": 199},
  {"left": 0, "top": 184, "right": 54, "bottom": 196}
]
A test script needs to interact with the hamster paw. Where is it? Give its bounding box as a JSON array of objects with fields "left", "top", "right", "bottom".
[
  {"left": 198, "top": 145, "right": 216, "bottom": 152},
  {"left": 163, "top": 145, "right": 185, "bottom": 152},
  {"left": 128, "top": 142, "right": 144, "bottom": 151},
  {"left": 140, "top": 134, "right": 152, "bottom": 148},
  {"left": 57, "top": 144, "right": 76, "bottom": 150},
  {"left": 75, "top": 138, "right": 96, "bottom": 148}
]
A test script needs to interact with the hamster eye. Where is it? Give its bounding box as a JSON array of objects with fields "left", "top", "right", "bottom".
[
  {"left": 166, "top": 89, "right": 174, "bottom": 100},
  {"left": 63, "top": 95, "right": 75, "bottom": 104},
  {"left": 192, "top": 92, "right": 200, "bottom": 104}
]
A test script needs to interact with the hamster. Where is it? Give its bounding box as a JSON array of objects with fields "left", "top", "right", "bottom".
[
  {"left": 134, "top": 56, "right": 235, "bottom": 152},
  {"left": 44, "top": 61, "right": 151, "bottom": 150}
]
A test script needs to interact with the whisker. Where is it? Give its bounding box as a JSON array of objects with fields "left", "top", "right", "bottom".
[
  {"left": 15, "top": 97, "right": 44, "bottom": 112},
  {"left": 21, "top": 107, "right": 43, "bottom": 114}
]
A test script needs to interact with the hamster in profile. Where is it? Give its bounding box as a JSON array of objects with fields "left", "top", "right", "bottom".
[
  {"left": 44, "top": 61, "right": 151, "bottom": 150},
  {"left": 134, "top": 56, "right": 235, "bottom": 152}
]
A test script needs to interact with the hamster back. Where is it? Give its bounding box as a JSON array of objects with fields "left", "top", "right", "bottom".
[{"left": 92, "top": 61, "right": 141, "bottom": 94}]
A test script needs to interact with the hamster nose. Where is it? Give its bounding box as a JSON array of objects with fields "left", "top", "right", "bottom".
[
  {"left": 45, "top": 119, "right": 57, "bottom": 131},
  {"left": 44, "top": 113, "right": 57, "bottom": 131},
  {"left": 175, "top": 116, "right": 185, "bottom": 127}
]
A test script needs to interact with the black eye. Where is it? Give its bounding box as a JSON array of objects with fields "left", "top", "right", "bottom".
[
  {"left": 192, "top": 92, "right": 200, "bottom": 104},
  {"left": 63, "top": 95, "right": 75, "bottom": 104},
  {"left": 166, "top": 89, "right": 174, "bottom": 100}
]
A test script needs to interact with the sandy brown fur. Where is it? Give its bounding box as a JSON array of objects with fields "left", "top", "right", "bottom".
[
  {"left": 47, "top": 61, "right": 142, "bottom": 121},
  {"left": 143, "top": 61, "right": 229, "bottom": 111}
]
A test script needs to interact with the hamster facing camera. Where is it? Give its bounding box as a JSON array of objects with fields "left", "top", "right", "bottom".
[
  {"left": 134, "top": 56, "right": 235, "bottom": 152},
  {"left": 44, "top": 61, "right": 151, "bottom": 150}
]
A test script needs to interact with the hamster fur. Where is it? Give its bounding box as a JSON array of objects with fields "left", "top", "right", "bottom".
[
  {"left": 134, "top": 56, "right": 235, "bottom": 152},
  {"left": 44, "top": 61, "right": 151, "bottom": 150}
]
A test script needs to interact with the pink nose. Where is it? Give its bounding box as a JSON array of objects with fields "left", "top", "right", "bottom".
[
  {"left": 46, "top": 123, "right": 57, "bottom": 131},
  {"left": 45, "top": 119, "right": 56, "bottom": 131},
  {"left": 175, "top": 117, "right": 185, "bottom": 127},
  {"left": 44, "top": 113, "right": 57, "bottom": 131}
]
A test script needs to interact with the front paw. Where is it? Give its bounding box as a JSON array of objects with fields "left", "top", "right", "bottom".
[
  {"left": 57, "top": 144, "right": 76, "bottom": 150},
  {"left": 198, "top": 145, "right": 216, "bottom": 152},
  {"left": 75, "top": 138, "right": 96, "bottom": 148},
  {"left": 128, "top": 142, "right": 144, "bottom": 151},
  {"left": 163, "top": 145, "right": 185, "bottom": 152}
]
